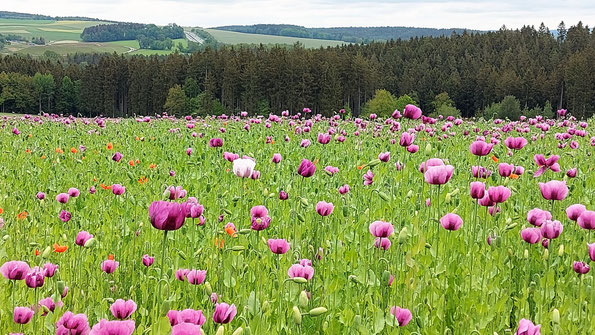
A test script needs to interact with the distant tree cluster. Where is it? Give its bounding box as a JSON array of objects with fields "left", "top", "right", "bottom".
[
  {"left": 214, "top": 24, "right": 479, "bottom": 43},
  {"left": 0, "top": 11, "right": 113, "bottom": 22},
  {"left": 81, "top": 23, "right": 184, "bottom": 50},
  {"left": 0, "top": 22, "right": 593, "bottom": 119}
]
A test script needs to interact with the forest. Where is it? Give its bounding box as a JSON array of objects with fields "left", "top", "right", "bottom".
[
  {"left": 80, "top": 23, "right": 184, "bottom": 49},
  {"left": 0, "top": 22, "right": 593, "bottom": 119},
  {"left": 214, "top": 24, "right": 480, "bottom": 43}
]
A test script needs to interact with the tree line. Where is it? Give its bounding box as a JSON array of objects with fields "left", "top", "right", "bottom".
[
  {"left": 80, "top": 23, "right": 184, "bottom": 50},
  {"left": 0, "top": 22, "right": 593, "bottom": 119},
  {"left": 215, "top": 24, "right": 480, "bottom": 44}
]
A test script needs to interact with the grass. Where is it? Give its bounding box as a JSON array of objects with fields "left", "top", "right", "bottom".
[
  {"left": 205, "top": 29, "right": 349, "bottom": 48},
  {"left": 0, "top": 19, "right": 109, "bottom": 42}
]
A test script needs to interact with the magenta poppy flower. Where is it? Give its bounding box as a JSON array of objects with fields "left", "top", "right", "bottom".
[
  {"left": 25, "top": 266, "right": 45, "bottom": 288},
  {"left": 424, "top": 165, "right": 454, "bottom": 185},
  {"left": 471, "top": 166, "right": 492, "bottom": 178},
  {"left": 588, "top": 243, "right": 595, "bottom": 262},
  {"left": 288, "top": 263, "right": 314, "bottom": 280},
  {"left": 390, "top": 306, "right": 412, "bottom": 326},
  {"left": 223, "top": 152, "right": 239, "bottom": 162},
  {"left": 186, "top": 270, "right": 206, "bottom": 285},
  {"left": 324, "top": 166, "right": 339, "bottom": 176},
  {"left": 498, "top": 163, "right": 514, "bottom": 177},
  {"left": 268, "top": 239, "right": 290, "bottom": 254},
  {"left": 369, "top": 220, "right": 394, "bottom": 238},
  {"left": 142, "top": 254, "right": 154, "bottom": 267},
  {"left": 527, "top": 208, "right": 552, "bottom": 227},
  {"left": 540, "top": 220, "right": 563, "bottom": 239},
  {"left": 469, "top": 140, "right": 493, "bottom": 156},
  {"left": 59, "top": 210, "right": 71, "bottom": 222},
  {"left": 297, "top": 159, "right": 316, "bottom": 178},
  {"left": 36, "top": 192, "right": 45, "bottom": 200},
  {"left": 56, "top": 193, "right": 69, "bottom": 204},
  {"left": 167, "top": 309, "right": 206, "bottom": 326},
  {"left": 112, "top": 152, "right": 123, "bottom": 162},
  {"left": 186, "top": 148, "right": 192, "bottom": 156},
  {"left": 516, "top": 318, "right": 541, "bottom": 335},
  {"left": 56, "top": 311, "right": 90, "bottom": 335},
  {"left": 406, "top": 145, "right": 419, "bottom": 153},
  {"left": 171, "top": 323, "right": 201, "bottom": 334},
  {"left": 278, "top": 191, "right": 288, "bottom": 200},
  {"left": 272, "top": 153, "right": 282, "bottom": 164},
  {"left": 566, "top": 168, "right": 577, "bottom": 178},
  {"left": 399, "top": 132, "right": 414, "bottom": 147},
  {"left": 68, "top": 188, "right": 80, "bottom": 197},
  {"left": 403, "top": 104, "right": 421, "bottom": 119},
  {"left": 440, "top": 213, "right": 463, "bottom": 231},
  {"left": 338, "top": 184, "right": 350, "bottom": 194},
  {"left": 487, "top": 186, "right": 511, "bottom": 203},
  {"left": 419, "top": 158, "right": 444, "bottom": 173},
  {"left": 76, "top": 231, "right": 93, "bottom": 247},
  {"left": 90, "top": 319, "right": 135, "bottom": 335},
  {"left": 317, "top": 133, "right": 331, "bottom": 144},
  {"left": 208, "top": 138, "right": 223, "bottom": 147},
  {"left": 13, "top": 307, "right": 34, "bottom": 324},
  {"left": 315, "top": 201, "right": 334, "bottom": 217},
  {"left": 378, "top": 152, "right": 390, "bottom": 162},
  {"left": 538, "top": 180, "right": 568, "bottom": 201},
  {"left": 176, "top": 269, "right": 190, "bottom": 281},
  {"left": 43, "top": 263, "right": 58, "bottom": 278},
  {"left": 374, "top": 237, "right": 391, "bottom": 250},
  {"left": 1, "top": 261, "right": 30, "bottom": 280},
  {"left": 165, "top": 186, "right": 187, "bottom": 200},
  {"left": 112, "top": 184, "right": 125, "bottom": 196},
  {"left": 470, "top": 181, "right": 485, "bottom": 199},
  {"left": 250, "top": 170, "right": 260, "bottom": 180},
  {"left": 577, "top": 210, "right": 595, "bottom": 230},
  {"left": 101, "top": 260, "right": 119, "bottom": 274},
  {"left": 212, "top": 303, "right": 237, "bottom": 324},
  {"left": 520, "top": 228, "right": 542, "bottom": 244},
  {"left": 110, "top": 299, "right": 137, "bottom": 319},
  {"left": 533, "top": 154, "right": 560, "bottom": 177},
  {"left": 363, "top": 169, "right": 374, "bottom": 185},
  {"left": 149, "top": 201, "right": 187, "bottom": 231},
  {"left": 572, "top": 261, "right": 590, "bottom": 275}
]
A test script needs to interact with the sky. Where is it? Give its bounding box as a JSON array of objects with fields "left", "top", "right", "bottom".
[{"left": 2, "top": 0, "right": 594, "bottom": 30}]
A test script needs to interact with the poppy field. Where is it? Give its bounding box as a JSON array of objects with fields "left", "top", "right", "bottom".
[{"left": 0, "top": 108, "right": 594, "bottom": 334}]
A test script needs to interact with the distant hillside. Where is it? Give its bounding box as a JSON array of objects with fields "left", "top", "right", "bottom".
[
  {"left": 0, "top": 11, "right": 116, "bottom": 23},
  {"left": 212, "top": 24, "right": 482, "bottom": 43}
]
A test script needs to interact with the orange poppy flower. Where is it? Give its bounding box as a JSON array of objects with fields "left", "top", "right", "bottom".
[
  {"left": 313, "top": 158, "right": 319, "bottom": 165},
  {"left": 28, "top": 134, "right": 33, "bottom": 138},
  {"left": 17, "top": 211, "right": 28, "bottom": 220},
  {"left": 135, "top": 136, "right": 139, "bottom": 141},
  {"left": 41, "top": 155, "right": 46, "bottom": 159},
  {"left": 128, "top": 160, "right": 134, "bottom": 167},
  {"left": 224, "top": 226, "right": 237, "bottom": 237},
  {"left": 510, "top": 174, "right": 519, "bottom": 180},
  {"left": 108, "top": 254, "right": 114, "bottom": 260},
  {"left": 0, "top": 207, "right": 3, "bottom": 214},
  {"left": 225, "top": 168, "right": 230, "bottom": 173},
  {"left": 35, "top": 249, "right": 40, "bottom": 256},
  {"left": 53, "top": 243, "right": 68, "bottom": 253},
  {"left": 491, "top": 155, "right": 499, "bottom": 163},
  {"left": 25, "top": 149, "right": 31, "bottom": 154},
  {"left": 224, "top": 122, "right": 228, "bottom": 126},
  {"left": 56, "top": 148, "right": 64, "bottom": 154},
  {"left": 135, "top": 159, "right": 139, "bottom": 164},
  {"left": 70, "top": 147, "right": 78, "bottom": 154},
  {"left": 215, "top": 238, "right": 224, "bottom": 249},
  {"left": 137, "top": 176, "right": 148, "bottom": 184},
  {"left": 357, "top": 165, "right": 364, "bottom": 170},
  {"left": 100, "top": 184, "right": 112, "bottom": 190},
  {"left": 149, "top": 163, "right": 156, "bottom": 169},
  {"left": 271, "top": 140, "right": 275, "bottom": 144},
  {"left": 107, "top": 143, "right": 113, "bottom": 150}
]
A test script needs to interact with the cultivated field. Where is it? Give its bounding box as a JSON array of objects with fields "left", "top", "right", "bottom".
[
  {"left": 0, "top": 109, "right": 593, "bottom": 334},
  {"left": 205, "top": 29, "right": 349, "bottom": 48}
]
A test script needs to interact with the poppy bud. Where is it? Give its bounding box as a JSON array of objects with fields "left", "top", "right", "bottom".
[
  {"left": 216, "top": 325, "right": 225, "bottom": 335},
  {"left": 299, "top": 291, "right": 309, "bottom": 307},
  {"left": 543, "top": 249, "right": 549, "bottom": 260},
  {"left": 205, "top": 282, "right": 213, "bottom": 295},
  {"left": 398, "top": 227, "right": 408, "bottom": 244},
  {"left": 425, "top": 143, "right": 432, "bottom": 154},
  {"left": 552, "top": 309, "right": 560, "bottom": 324},
  {"left": 292, "top": 306, "right": 302, "bottom": 325},
  {"left": 558, "top": 244, "right": 564, "bottom": 256},
  {"left": 309, "top": 307, "right": 328, "bottom": 316},
  {"left": 232, "top": 327, "right": 244, "bottom": 335},
  {"left": 42, "top": 246, "right": 51, "bottom": 258},
  {"left": 524, "top": 249, "right": 529, "bottom": 259}
]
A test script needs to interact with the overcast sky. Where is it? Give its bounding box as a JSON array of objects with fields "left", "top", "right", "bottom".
[{"left": 3, "top": 0, "right": 594, "bottom": 30}]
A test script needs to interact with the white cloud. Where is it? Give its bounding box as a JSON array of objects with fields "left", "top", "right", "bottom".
[{"left": 2, "top": 0, "right": 593, "bottom": 30}]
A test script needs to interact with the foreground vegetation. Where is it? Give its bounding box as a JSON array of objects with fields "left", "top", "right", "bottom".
[{"left": 0, "top": 109, "right": 593, "bottom": 334}]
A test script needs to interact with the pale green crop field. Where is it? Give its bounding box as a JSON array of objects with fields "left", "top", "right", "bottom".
[
  {"left": 0, "top": 19, "right": 109, "bottom": 41},
  {"left": 205, "top": 29, "right": 349, "bottom": 48}
]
